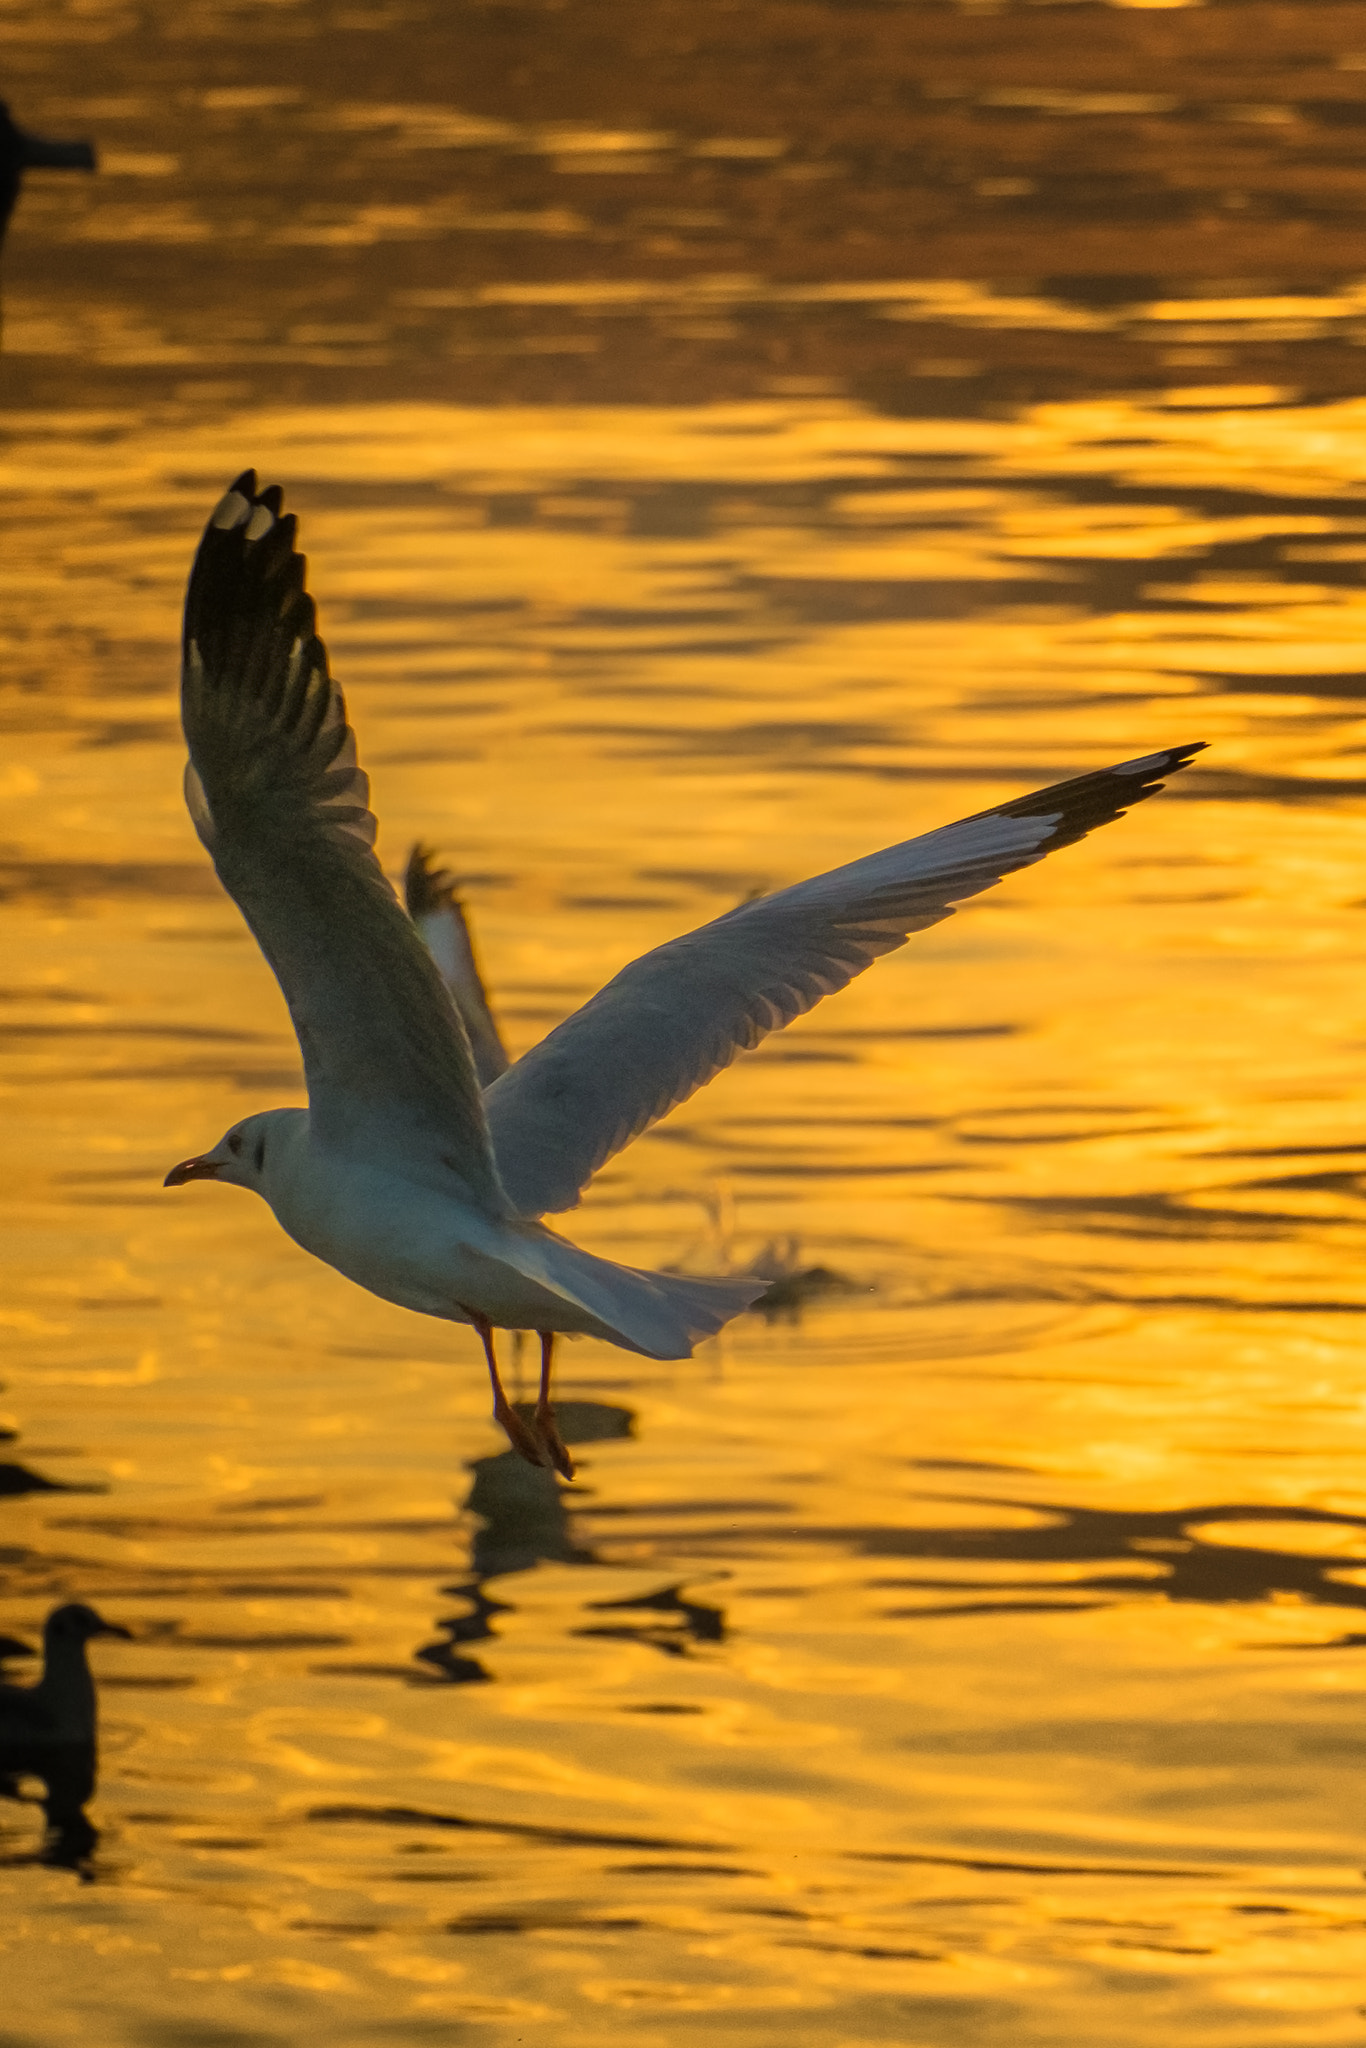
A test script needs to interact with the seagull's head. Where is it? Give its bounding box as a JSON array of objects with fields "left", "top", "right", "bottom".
[
  {"left": 44, "top": 1603, "right": 134, "bottom": 1649},
  {"left": 164, "top": 1110, "right": 296, "bottom": 1195}
]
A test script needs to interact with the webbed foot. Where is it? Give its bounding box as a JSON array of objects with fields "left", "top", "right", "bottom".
[
  {"left": 534, "top": 1403, "right": 575, "bottom": 1481},
  {"left": 492, "top": 1391, "right": 551, "bottom": 1468}
]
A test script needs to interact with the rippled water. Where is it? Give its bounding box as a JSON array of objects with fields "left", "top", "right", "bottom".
[{"left": 6, "top": 3, "right": 1366, "bottom": 2042}]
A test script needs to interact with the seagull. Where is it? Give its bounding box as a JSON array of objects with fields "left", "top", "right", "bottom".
[
  {"left": 0, "top": 1604, "right": 131, "bottom": 1751},
  {"left": 0, "top": 101, "right": 95, "bottom": 255},
  {"left": 164, "top": 472, "right": 1204, "bottom": 1477}
]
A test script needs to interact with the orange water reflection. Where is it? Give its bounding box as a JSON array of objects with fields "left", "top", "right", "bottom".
[
  {"left": 6, "top": 0, "right": 1366, "bottom": 2040},
  {"left": 1, "top": 386, "right": 1365, "bottom": 2042}
]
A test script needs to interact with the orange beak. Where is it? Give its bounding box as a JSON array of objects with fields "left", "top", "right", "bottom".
[{"left": 164, "top": 1155, "right": 220, "bottom": 1187}]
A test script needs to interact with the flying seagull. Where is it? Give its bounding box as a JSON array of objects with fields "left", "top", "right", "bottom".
[{"left": 164, "top": 472, "right": 1204, "bottom": 1477}]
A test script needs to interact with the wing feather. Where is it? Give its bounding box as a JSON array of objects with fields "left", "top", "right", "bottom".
[
  {"left": 404, "top": 845, "right": 510, "bottom": 1089},
  {"left": 182, "top": 472, "right": 503, "bottom": 1208},
  {"left": 483, "top": 745, "right": 1204, "bottom": 1217}
]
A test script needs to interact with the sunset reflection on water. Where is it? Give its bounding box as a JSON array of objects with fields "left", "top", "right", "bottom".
[{"left": 6, "top": 1, "right": 1366, "bottom": 2042}]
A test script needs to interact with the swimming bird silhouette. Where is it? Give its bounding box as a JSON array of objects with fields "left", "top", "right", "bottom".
[
  {"left": 164, "top": 472, "right": 1203, "bottom": 1476},
  {"left": 0, "top": 1604, "right": 131, "bottom": 1751},
  {"left": 0, "top": 101, "right": 95, "bottom": 254}
]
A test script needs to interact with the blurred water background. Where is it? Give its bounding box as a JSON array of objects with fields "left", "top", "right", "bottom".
[{"left": 6, "top": 0, "right": 1366, "bottom": 2040}]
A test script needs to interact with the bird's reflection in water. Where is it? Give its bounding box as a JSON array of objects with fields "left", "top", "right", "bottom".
[
  {"left": 1, "top": 1749, "right": 99, "bottom": 1875},
  {"left": 420, "top": 1401, "right": 727, "bottom": 1681},
  {"left": 0, "top": 1604, "right": 130, "bottom": 1876}
]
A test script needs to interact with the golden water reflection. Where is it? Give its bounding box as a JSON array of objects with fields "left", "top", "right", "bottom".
[
  {"left": 8, "top": 0, "right": 1366, "bottom": 2035},
  {"left": 1, "top": 388, "right": 1366, "bottom": 2040}
]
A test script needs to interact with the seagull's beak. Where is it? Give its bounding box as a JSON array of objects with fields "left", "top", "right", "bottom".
[
  {"left": 93, "top": 1620, "right": 134, "bottom": 1640},
  {"left": 164, "top": 1155, "right": 220, "bottom": 1187}
]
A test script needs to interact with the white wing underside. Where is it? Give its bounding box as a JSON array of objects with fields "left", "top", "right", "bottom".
[{"left": 480, "top": 748, "right": 1202, "bottom": 1218}]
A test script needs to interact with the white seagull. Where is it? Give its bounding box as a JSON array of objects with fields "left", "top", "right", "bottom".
[{"left": 164, "top": 472, "right": 1204, "bottom": 1477}]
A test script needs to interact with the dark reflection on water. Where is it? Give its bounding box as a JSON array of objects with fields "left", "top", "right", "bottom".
[
  {"left": 308, "top": 1800, "right": 729, "bottom": 1858},
  {"left": 862, "top": 1497, "right": 1366, "bottom": 1625},
  {"left": 970, "top": 1153, "right": 1366, "bottom": 1257},
  {"left": 0, "top": 1460, "right": 72, "bottom": 1497},
  {"left": 422, "top": 1400, "right": 729, "bottom": 1679},
  {"left": 410, "top": 1400, "right": 634, "bottom": 1684},
  {"left": 577, "top": 1581, "right": 727, "bottom": 1656},
  {"left": 466, "top": 1399, "right": 632, "bottom": 1580},
  {"left": 574, "top": 1489, "right": 1366, "bottom": 1632},
  {"left": 0, "top": 1745, "right": 99, "bottom": 1876}
]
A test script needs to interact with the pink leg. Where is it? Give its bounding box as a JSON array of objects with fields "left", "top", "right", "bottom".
[
  {"left": 534, "top": 1332, "right": 574, "bottom": 1480},
  {"left": 460, "top": 1305, "right": 548, "bottom": 1467}
]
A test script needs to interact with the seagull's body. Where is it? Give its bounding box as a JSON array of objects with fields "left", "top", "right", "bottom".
[
  {"left": 0, "top": 1604, "right": 130, "bottom": 1752},
  {"left": 246, "top": 1103, "right": 747, "bottom": 1351},
  {"left": 165, "top": 472, "right": 1204, "bottom": 1474}
]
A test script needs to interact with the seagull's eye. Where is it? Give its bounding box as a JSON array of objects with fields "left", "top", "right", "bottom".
[
  {"left": 253, "top": 1133, "right": 267, "bottom": 1173},
  {"left": 227, "top": 1132, "right": 243, "bottom": 1157}
]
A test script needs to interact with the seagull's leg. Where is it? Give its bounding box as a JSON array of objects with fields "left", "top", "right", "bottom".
[
  {"left": 461, "top": 1306, "right": 548, "bottom": 1468},
  {"left": 533, "top": 1333, "right": 575, "bottom": 1480}
]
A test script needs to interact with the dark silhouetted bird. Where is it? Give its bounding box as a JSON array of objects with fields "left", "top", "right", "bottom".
[
  {"left": 0, "top": 1603, "right": 130, "bottom": 1750},
  {"left": 0, "top": 100, "right": 95, "bottom": 252}
]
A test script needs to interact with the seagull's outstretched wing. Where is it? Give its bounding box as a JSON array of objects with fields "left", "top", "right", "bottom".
[
  {"left": 483, "top": 745, "right": 1204, "bottom": 1217},
  {"left": 405, "top": 845, "right": 510, "bottom": 1089},
  {"left": 182, "top": 472, "right": 502, "bottom": 1209}
]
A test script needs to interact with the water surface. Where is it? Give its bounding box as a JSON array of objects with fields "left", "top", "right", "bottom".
[{"left": 5, "top": 4, "right": 1366, "bottom": 2043}]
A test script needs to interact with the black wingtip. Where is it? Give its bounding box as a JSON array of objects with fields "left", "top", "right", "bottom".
[
  {"left": 191, "top": 474, "right": 302, "bottom": 593},
  {"left": 986, "top": 741, "right": 1206, "bottom": 855},
  {"left": 404, "top": 843, "right": 460, "bottom": 921},
  {"left": 1108, "top": 740, "right": 1207, "bottom": 781},
  {"left": 185, "top": 473, "right": 323, "bottom": 718}
]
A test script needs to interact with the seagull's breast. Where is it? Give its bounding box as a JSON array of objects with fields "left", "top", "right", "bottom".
[{"left": 259, "top": 1131, "right": 561, "bottom": 1327}]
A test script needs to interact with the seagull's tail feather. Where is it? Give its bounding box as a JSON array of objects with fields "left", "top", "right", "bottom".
[
  {"left": 624, "top": 1266, "right": 769, "bottom": 1354},
  {"left": 505, "top": 1224, "right": 766, "bottom": 1358}
]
